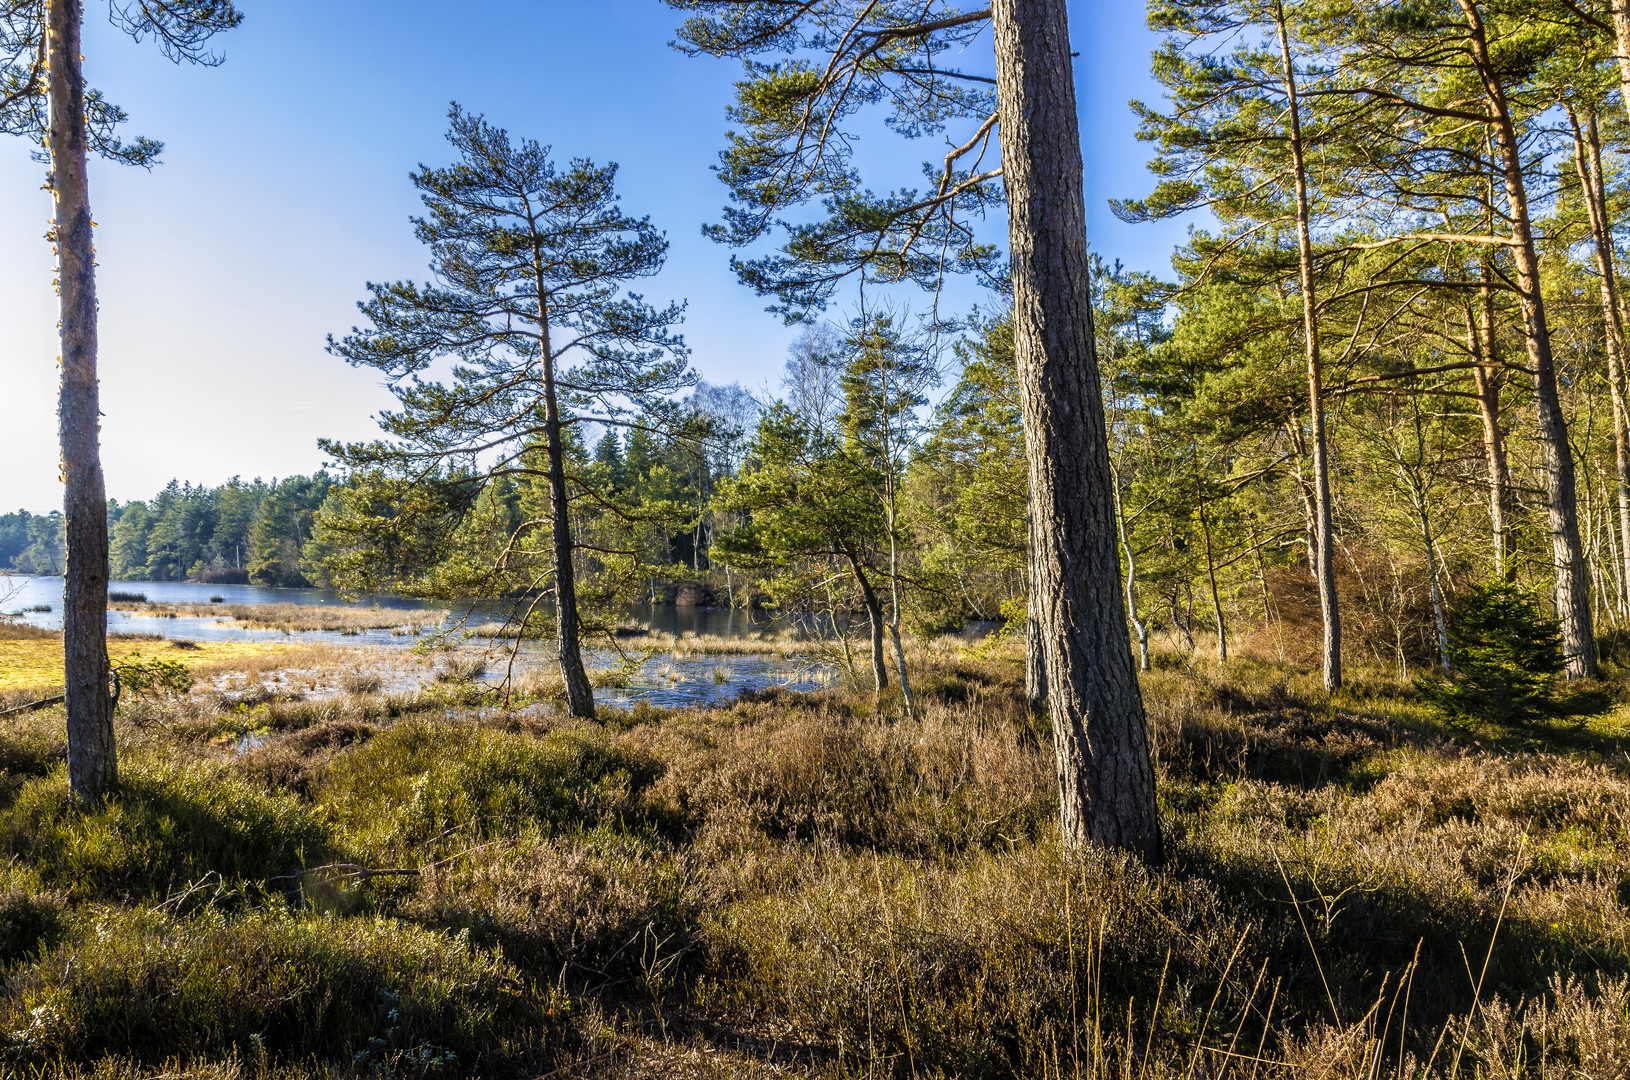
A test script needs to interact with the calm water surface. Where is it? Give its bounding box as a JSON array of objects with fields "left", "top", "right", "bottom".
[{"left": 3, "top": 575, "right": 842, "bottom": 708}]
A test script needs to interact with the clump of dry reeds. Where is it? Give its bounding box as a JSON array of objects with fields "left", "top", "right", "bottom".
[
  {"left": 434, "top": 653, "right": 488, "bottom": 683},
  {"left": 0, "top": 620, "right": 57, "bottom": 641}
]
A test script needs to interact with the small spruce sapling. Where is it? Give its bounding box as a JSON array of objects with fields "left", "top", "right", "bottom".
[{"left": 1419, "top": 581, "right": 1611, "bottom": 726}]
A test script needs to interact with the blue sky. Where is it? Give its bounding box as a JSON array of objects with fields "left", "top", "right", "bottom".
[{"left": 0, "top": 0, "right": 1195, "bottom": 513}]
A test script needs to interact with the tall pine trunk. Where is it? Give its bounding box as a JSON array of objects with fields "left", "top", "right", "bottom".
[
  {"left": 1569, "top": 107, "right": 1630, "bottom": 618},
  {"left": 993, "top": 0, "right": 1161, "bottom": 861},
  {"left": 1461, "top": 0, "right": 1597, "bottom": 678},
  {"left": 1274, "top": 4, "right": 1341, "bottom": 691},
  {"left": 50, "top": 0, "right": 117, "bottom": 801},
  {"left": 537, "top": 305, "right": 596, "bottom": 718}
]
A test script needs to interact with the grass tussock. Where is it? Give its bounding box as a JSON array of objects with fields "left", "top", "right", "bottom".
[
  {"left": 2, "top": 908, "right": 560, "bottom": 1071},
  {"left": 434, "top": 653, "right": 488, "bottom": 683},
  {"left": 0, "top": 758, "right": 332, "bottom": 905},
  {"left": 3, "top": 640, "right": 1630, "bottom": 1077}
]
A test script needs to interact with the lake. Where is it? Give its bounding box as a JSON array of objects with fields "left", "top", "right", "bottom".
[{"left": 1, "top": 575, "right": 845, "bottom": 708}]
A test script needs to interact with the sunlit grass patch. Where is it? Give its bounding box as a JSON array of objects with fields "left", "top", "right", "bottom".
[{"left": 0, "top": 638, "right": 300, "bottom": 695}]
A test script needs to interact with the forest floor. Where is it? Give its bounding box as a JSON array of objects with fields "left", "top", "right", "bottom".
[{"left": 0, "top": 637, "right": 1627, "bottom": 1078}]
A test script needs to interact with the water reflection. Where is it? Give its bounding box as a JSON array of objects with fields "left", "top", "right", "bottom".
[{"left": 496, "top": 648, "right": 839, "bottom": 710}]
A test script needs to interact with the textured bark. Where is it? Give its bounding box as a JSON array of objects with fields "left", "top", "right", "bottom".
[
  {"left": 993, "top": 0, "right": 1162, "bottom": 861},
  {"left": 50, "top": 0, "right": 117, "bottom": 801},
  {"left": 1275, "top": 6, "right": 1341, "bottom": 691},
  {"left": 1461, "top": 0, "right": 1597, "bottom": 678},
  {"left": 537, "top": 304, "right": 596, "bottom": 719},
  {"left": 1025, "top": 552, "right": 1048, "bottom": 706},
  {"left": 1570, "top": 108, "right": 1630, "bottom": 617}
]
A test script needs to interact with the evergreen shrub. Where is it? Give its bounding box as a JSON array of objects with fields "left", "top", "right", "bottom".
[{"left": 1418, "top": 580, "right": 1611, "bottom": 726}]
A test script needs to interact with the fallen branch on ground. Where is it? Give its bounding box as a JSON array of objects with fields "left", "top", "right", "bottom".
[{"left": 0, "top": 694, "right": 65, "bottom": 718}]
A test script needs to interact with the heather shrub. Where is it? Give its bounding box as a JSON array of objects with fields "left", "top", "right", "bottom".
[
  {"left": 0, "top": 760, "right": 332, "bottom": 904},
  {"left": 0, "top": 864, "right": 68, "bottom": 966},
  {"left": 408, "top": 828, "right": 714, "bottom": 988},
  {"left": 316, "top": 718, "right": 659, "bottom": 859},
  {"left": 2, "top": 908, "right": 558, "bottom": 1072}
]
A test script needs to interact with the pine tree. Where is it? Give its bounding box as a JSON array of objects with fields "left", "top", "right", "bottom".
[
  {"left": 325, "top": 106, "right": 694, "bottom": 719},
  {"left": 2, "top": 0, "right": 239, "bottom": 800},
  {"left": 668, "top": 0, "right": 1162, "bottom": 860}
]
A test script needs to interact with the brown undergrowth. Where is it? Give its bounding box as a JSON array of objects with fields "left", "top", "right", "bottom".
[{"left": 0, "top": 644, "right": 1627, "bottom": 1078}]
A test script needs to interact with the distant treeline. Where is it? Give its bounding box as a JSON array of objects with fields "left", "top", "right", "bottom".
[
  {"left": 0, "top": 510, "right": 67, "bottom": 576},
  {"left": 1, "top": 474, "right": 335, "bottom": 587},
  {"left": 3, "top": 410, "right": 744, "bottom": 591}
]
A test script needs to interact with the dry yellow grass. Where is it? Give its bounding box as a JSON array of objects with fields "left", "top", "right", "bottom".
[
  {"left": 0, "top": 637, "right": 300, "bottom": 694},
  {"left": 109, "top": 601, "right": 447, "bottom": 633}
]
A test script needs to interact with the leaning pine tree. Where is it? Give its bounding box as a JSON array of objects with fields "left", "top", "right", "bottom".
[{"left": 324, "top": 105, "right": 693, "bottom": 720}]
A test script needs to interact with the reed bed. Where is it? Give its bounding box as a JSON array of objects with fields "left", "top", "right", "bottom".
[
  {"left": 109, "top": 601, "right": 448, "bottom": 634},
  {"left": 652, "top": 628, "right": 827, "bottom": 657}
]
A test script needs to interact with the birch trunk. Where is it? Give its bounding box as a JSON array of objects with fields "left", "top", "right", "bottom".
[
  {"left": 885, "top": 518, "right": 916, "bottom": 716},
  {"left": 1112, "top": 472, "right": 1151, "bottom": 672},
  {"left": 1199, "top": 505, "right": 1227, "bottom": 662},
  {"left": 993, "top": 0, "right": 1161, "bottom": 861},
  {"left": 50, "top": 0, "right": 117, "bottom": 800}
]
